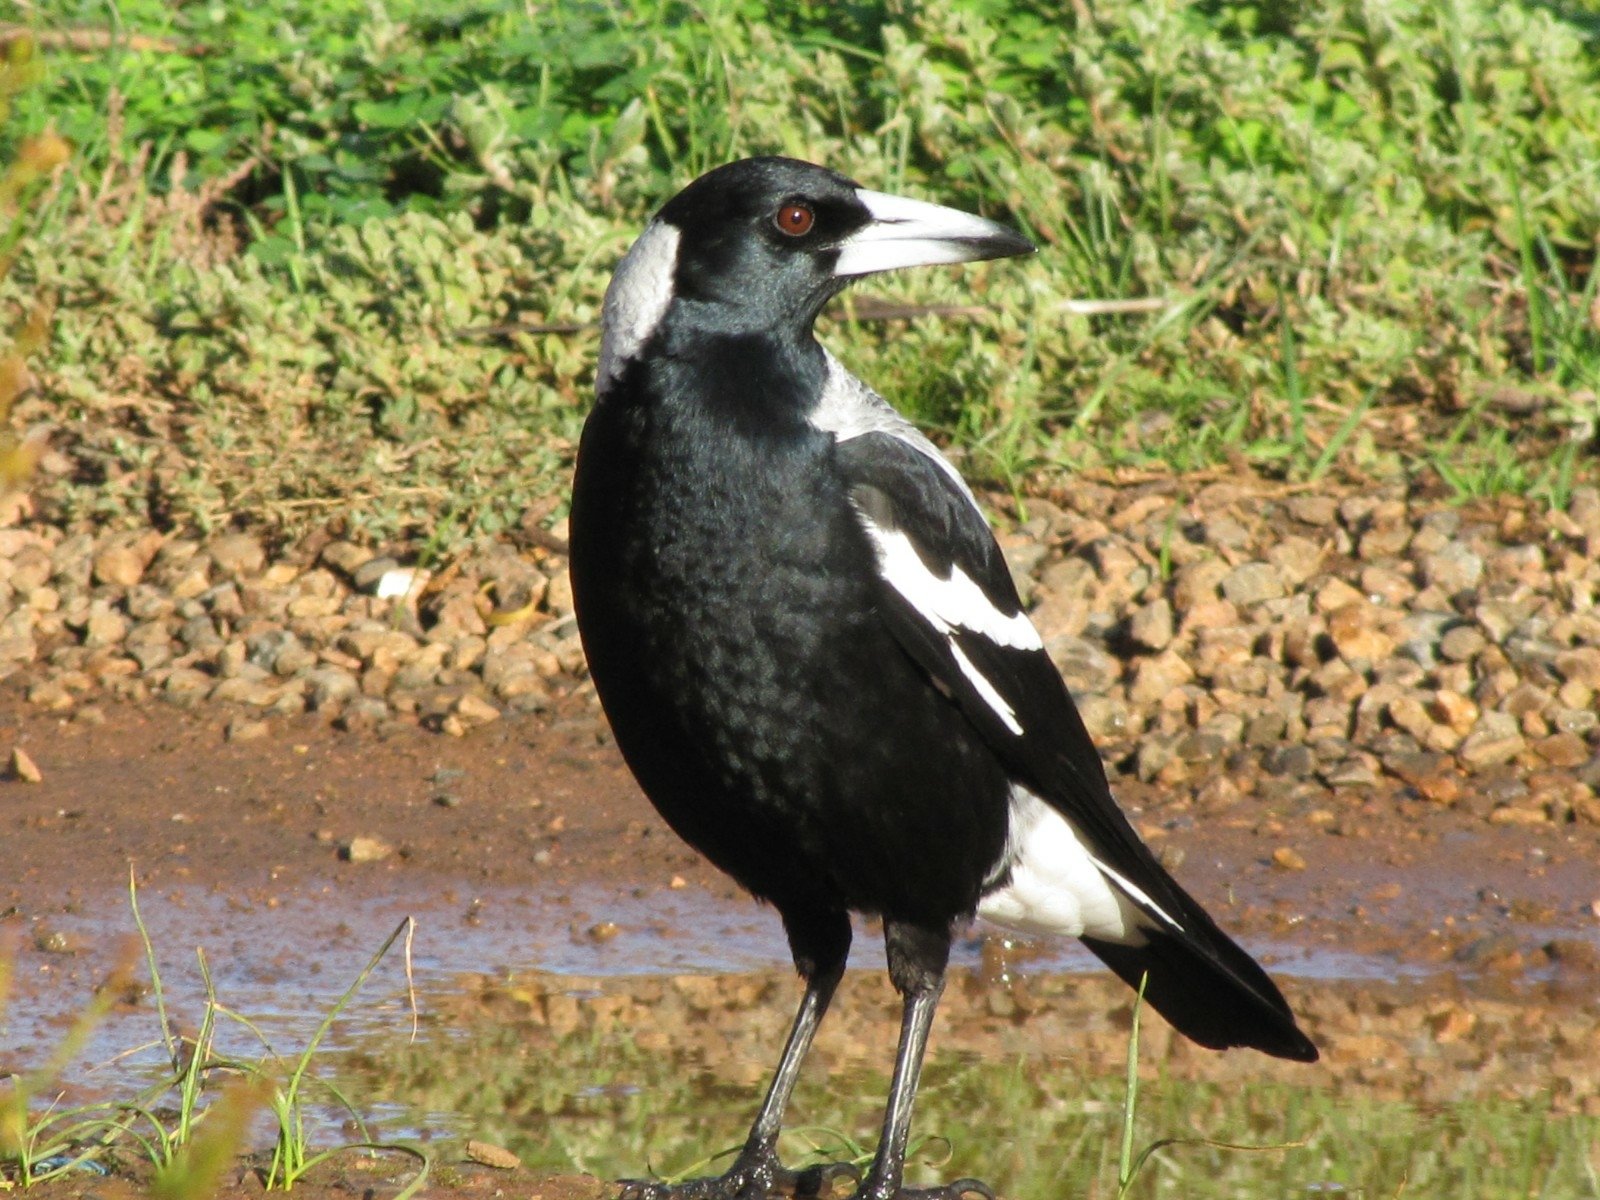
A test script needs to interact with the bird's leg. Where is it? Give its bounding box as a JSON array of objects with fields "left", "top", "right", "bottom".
[
  {"left": 851, "top": 923, "right": 995, "bottom": 1200},
  {"left": 620, "top": 912, "right": 856, "bottom": 1200}
]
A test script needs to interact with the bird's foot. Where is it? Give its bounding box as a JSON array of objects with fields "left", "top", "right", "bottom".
[
  {"left": 619, "top": 1157, "right": 860, "bottom": 1200},
  {"left": 852, "top": 1179, "right": 996, "bottom": 1200}
]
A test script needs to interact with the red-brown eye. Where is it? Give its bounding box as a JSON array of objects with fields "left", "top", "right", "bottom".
[{"left": 775, "top": 202, "right": 815, "bottom": 237}]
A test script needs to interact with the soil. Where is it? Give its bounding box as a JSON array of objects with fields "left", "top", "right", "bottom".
[{"left": 4, "top": 693, "right": 1600, "bottom": 1199}]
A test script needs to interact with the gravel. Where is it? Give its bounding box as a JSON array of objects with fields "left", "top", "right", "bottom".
[{"left": 3, "top": 480, "right": 1599, "bottom": 828}]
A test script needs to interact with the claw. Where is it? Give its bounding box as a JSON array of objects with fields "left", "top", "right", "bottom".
[{"left": 784, "top": 1161, "right": 862, "bottom": 1198}]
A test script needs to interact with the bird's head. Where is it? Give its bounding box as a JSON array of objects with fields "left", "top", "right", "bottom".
[{"left": 598, "top": 156, "right": 1034, "bottom": 393}]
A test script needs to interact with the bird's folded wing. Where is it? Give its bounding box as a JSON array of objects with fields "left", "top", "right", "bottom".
[
  {"left": 833, "top": 431, "right": 1196, "bottom": 922},
  {"left": 834, "top": 430, "right": 1316, "bottom": 1063}
]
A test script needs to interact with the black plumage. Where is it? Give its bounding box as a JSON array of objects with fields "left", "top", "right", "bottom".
[{"left": 570, "top": 156, "right": 1316, "bottom": 1200}]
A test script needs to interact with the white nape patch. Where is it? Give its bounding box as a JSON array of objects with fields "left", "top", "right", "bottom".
[
  {"left": 834, "top": 189, "right": 1020, "bottom": 278},
  {"left": 811, "top": 352, "right": 977, "bottom": 500},
  {"left": 979, "top": 788, "right": 1169, "bottom": 943},
  {"left": 597, "top": 221, "right": 681, "bottom": 393}
]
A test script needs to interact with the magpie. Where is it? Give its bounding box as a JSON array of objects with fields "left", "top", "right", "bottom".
[{"left": 570, "top": 156, "right": 1317, "bottom": 1200}]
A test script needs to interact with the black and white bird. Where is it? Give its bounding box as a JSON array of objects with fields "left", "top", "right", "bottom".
[{"left": 570, "top": 157, "right": 1317, "bottom": 1200}]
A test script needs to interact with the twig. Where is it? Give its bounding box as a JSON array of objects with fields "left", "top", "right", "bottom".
[
  {"left": 456, "top": 295, "right": 1174, "bottom": 343},
  {"left": 0, "top": 25, "right": 189, "bottom": 54}
]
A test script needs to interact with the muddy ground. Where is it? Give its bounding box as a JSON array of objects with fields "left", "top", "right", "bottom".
[{"left": 3, "top": 691, "right": 1599, "bottom": 1198}]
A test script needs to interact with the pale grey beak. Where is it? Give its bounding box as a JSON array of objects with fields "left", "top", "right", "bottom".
[{"left": 833, "top": 188, "right": 1035, "bottom": 278}]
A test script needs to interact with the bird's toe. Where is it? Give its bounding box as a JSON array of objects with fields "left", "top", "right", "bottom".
[{"left": 779, "top": 1160, "right": 862, "bottom": 1198}]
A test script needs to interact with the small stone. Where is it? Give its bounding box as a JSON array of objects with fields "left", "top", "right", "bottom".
[
  {"left": 1418, "top": 544, "right": 1483, "bottom": 594},
  {"left": 545, "top": 567, "right": 576, "bottom": 617},
  {"left": 1555, "top": 647, "right": 1600, "bottom": 689},
  {"left": 1220, "top": 562, "right": 1285, "bottom": 607},
  {"left": 465, "top": 1141, "right": 521, "bottom": 1171},
  {"left": 1459, "top": 711, "right": 1526, "bottom": 769},
  {"left": 1265, "top": 536, "right": 1324, "bottom": 586},
  {"left": 1076, "top": 694, "right": 1132, "bottom": 740},
  {"left": 1127, "top": 598, "right": 1174, "bottom": 652},
  {"left": 319, "top": 540, "right": 372, "bottom": 578},
  {"left": 1488, "top": 804, "right": 1546, "bottom": 826},
  {"left": 27, "top": 680, "right": 74, "bottom": 710},
  {"left": 1535, "top": 732, "right": 1591, "bottom": 768},
  {"left": 1049, "top": 635, "right": 1120, "bottom": 695},
  {"left": 1127, "top": 650, "right": 1193, "bottom": 705},
  {"left": 1325, "top": 602, "right": 1393, "bottom": 664},
  {"left": 1429, "top": 690, "right": 1479, "bottom": 736},
  {"left": 1439, "top": 625, "right": 1487, "bottom": 663},
  {"left": 1321, "top": 758, "right": 1377, "bottom": 787},
  {"left": 83, "top": 602, "right": 128, "bottom": 649},
  {"left": 1244, "top": 709, "right": 1287, "bottom": 746},
  {"left": 341, "top": 836, "right": 394, "bottom": 863},
  {"left": 226, "top": 718, "right": 270, "bottom": 743},
  {"left": 9, "top": 746, "right": 43, "bottom": 783},
  {"left": 1271, "top": 846, "right": 1307, "bottom": 871},
  {"left": 335, "top": 696, "right": 391, "bottom": 731},
  {"left": 1287, "top": 495, "right": 1338, "bottom": 526},
  {"left": 304, "top": 666, "right": 359, "bottom": 710},
  {"left": 1429, "top": 1005, "right": 1478, "bottom": 1044},
  {"left": 454, "top": 693, "right": 502, "bottom": 727},
  {"left": 1170, "top": 559, "right": 1229, "bottom": 612},
  {"left": 1313, "top": 578, "right": 1366, "bottom": 614},
  {"left": 1358, "top": 523, "right": 1410, "bottom": 560},
  {"left": 1263, "top": 744, "right": 1314, "bottom": 778},
  {"left": 210, "top": 533, "right": 266, "bottom": 577},
  {"left": 92, "top": 537, "right": 156, "bottom": 588}
]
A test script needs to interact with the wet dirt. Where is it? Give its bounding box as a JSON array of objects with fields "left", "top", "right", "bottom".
[{"left": 4, "top": 698, "right": 1600, "bottom": 1196}]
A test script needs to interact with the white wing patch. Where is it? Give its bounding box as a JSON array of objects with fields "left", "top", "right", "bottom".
[
  {"left": 979, "top": 787, "right": 1181, "bottom": 944},
  {"left": 866, "top": 522, "right": 1043, "bottom": 652},
  {"left": 598, "top": 220, "right": 681, "bottom": 393},
  {"left": 858, "top": 518, "right": 1042, "bottom": 736}
]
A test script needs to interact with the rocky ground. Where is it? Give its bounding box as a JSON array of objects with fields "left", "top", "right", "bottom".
[
  {"left": 5, "top": 475, "right": 1599, "bottom": 831},
  {"left": 4, "top": 470, "right": 1600, "bottom": 1200}
]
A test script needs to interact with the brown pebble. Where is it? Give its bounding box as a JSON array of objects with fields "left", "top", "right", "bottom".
[
  {"left": 341, "top": 836, "right": 394, "bottom": 863},
  {"left": 1271, "top": 846, "right": 1307, "bottom": 871},
  {"left": 9, "top": 746, "right": 43, "bottom": 783},
  {"left": 226, "top": 718, "right": 270, "bottom": 743},
  {"left": 464, "top": 1140, "right": 521, "bottom": 1170}
]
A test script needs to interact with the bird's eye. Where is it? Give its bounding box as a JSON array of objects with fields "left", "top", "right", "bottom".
[{"left": 774, "top": 202, "right": 815, "bottom": 237}]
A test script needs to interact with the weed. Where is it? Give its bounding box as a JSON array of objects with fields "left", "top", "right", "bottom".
[
  {"left": 2, "top": 1, "right": 1596, "bottom": 550},
  {"left": 0, "top": 876, "right": 428, "bottom": 1196},
  {"left": 340, "top": 967, "right": 1600, "bottom": 1200}
]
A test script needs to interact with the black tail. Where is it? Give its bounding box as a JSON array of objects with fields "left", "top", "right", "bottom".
[{"left": 1083, "top": 925, "right": 1318, "bottom": 1062}]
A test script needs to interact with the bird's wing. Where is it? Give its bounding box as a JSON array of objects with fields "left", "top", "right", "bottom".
[
  {"left": 830, "top": 429, "right": 1175, "bottom": 895},
  {"left": 824, "top": 370, "right": 1316, "bottom": 1062}
]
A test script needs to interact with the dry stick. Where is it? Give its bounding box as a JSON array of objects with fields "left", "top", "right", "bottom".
[
  {"left": 0, "top": 25, "right": 188, "bottom": 54},
  {"left": 459, "top": 295, "right": 1174, "bottom": 341}
]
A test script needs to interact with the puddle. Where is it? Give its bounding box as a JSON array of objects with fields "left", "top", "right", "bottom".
[{"left": 8, "top": 869, "right": 1595, "bottom": 1102}]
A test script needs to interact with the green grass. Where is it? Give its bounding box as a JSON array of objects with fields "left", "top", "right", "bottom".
[
  {"left": 2, "top": 0, "right": 1598, "bottom": 550},
  {"left": 0, "top": 876, "right": 429, "bottom": 1196},
  {"left": 340, "top": 977, "right": 1600, "bottom": 1200}
]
